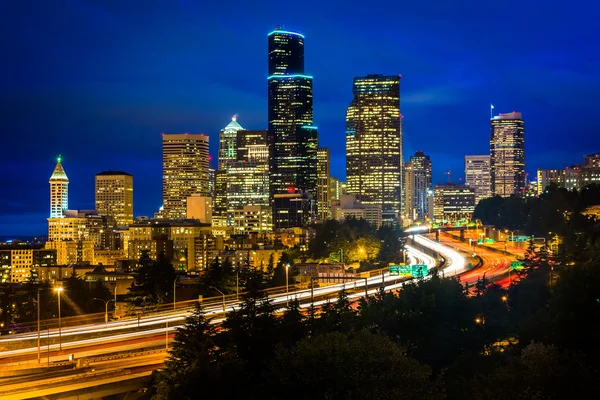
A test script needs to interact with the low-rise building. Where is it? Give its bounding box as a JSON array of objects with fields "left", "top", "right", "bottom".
[
  {"left": 331, "top": 194, "right": 382, "bottom": 228},
  {"left": 432, "top": 183, "right": 475, "bottom": 222}
]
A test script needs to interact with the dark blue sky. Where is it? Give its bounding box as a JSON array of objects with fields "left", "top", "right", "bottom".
[{"left": 1, "top": 0, "right": 599, "bottom": 236}]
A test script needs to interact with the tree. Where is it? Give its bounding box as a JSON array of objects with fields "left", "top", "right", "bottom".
[
  {"left": 264, "top": 330, "right": 437, "bottom": 400},
  {"left": 128, "top": 251, "right": 176, "bottom": 307},
  {"left": 377, "top": 225, "right": 405, "bottom": 263}
]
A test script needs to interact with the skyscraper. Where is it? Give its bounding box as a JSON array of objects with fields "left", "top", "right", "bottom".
[
  {"left": 465, "top": 155, "right": 491, "bottom": 204},
  {"left": 490, "top": 112, "right": 525, "bottom": 197},
  {"left": 162, "top": 134, "right": 210, "bottom": 219},
  {"left": 403, "top": 161, "right": 415, "bottom": 221},
  {"left": 268, "top": 27, "right": 318, "bottom": 214},
  {"left": 95, "top": 171, "right": 133, "bottom": 227},
  {"left": 346, "top": 74, "right": 402, "bottom": 225},
  {"left": 219, "top": 116, "right": 244, "bottom": 170},
  {"left": 410, "top": 151, "right": 432, "bottom": 220},
  {"left": 49, "top": 156, "right": 69, "bottom": 218},
  {"left": 317, "top": 148, "right": 331, "bottom": 220}
]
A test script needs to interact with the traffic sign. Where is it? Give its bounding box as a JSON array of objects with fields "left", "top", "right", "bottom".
[
  {"left": 510, "top": 261, "right": 524, "bottom": 270},
  {"left": 389, "top": 265, "right": 400, "bottom": 276},
  {"left": 411, "top": 265, "right": 429, "bottom": 278},
  {"left": 399, "top": 265, "right": 412, "bottom": 276},
  {"left": 508, "top": 236, "right": 532, "bottom": 242}
]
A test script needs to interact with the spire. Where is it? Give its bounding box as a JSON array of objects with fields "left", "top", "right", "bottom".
[
  {"left": 50, "top": 155, "right": 69, "bottom": 182},
  {"left": 223, "top": 115, "right": 243, "bottom": 132}
]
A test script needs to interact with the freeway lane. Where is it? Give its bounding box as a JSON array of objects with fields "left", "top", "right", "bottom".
[{"left": 0, "top": 244, "right": 437, "bottom": 362}]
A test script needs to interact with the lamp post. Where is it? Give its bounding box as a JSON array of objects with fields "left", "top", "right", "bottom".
[
  {"left": 173, "top": 278, "right": 177, "bottom": 311},
  {"left": 37, "top": 289, "right": 41, "bottom": 364},
  {"left": 54, "top": 287, "right": 63, "bottom": 351},
  {"left": 210, "top": 286, "right": 226, "bottom": 312},
  {"left": 93, "top": 298, "right": 114, "bottom": 327},
  {"left": 285, "top": 264, "right": 290, "bottom": 306}
]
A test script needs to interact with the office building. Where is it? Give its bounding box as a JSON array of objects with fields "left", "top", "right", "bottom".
[
  {"left": 410, "top": 151, "right": 432, "bottom": 220},
  {"left": 226, "top": 161, "right": 270, "bottom": 214},
  {"left": 0, "top": 247, "right": 56, "bottom": 283},
  {"left": 432, "top": 183, "right": 475, "bottom": 222},
  {"left": 537, "top": 169, "right": 566, "bottom": 195},
  {"left": 219, "top": 116, "right": 244, "bottom": 170},
  {"left": 95, "top": 171, "right": 133, "bottom": 227},
  {"left": 236, "top": 129, "right": 268, "bottom": 161},
  {"left": 317, "top": 148, "right": 331, "bottom": 220},
  {"left": 403, "top": 161, "right": 415, "bottom": 221},
  {"left": 490, "top": 112, "right": 525, "bottom": 197},
  {"left": 273, "top": 193, "right": 311, "bottom": 229},
  {"left": 233, "top": 205, "right": 272, "bottom": 237},
  {"left": 346, "top": 74, "right": 402, "bottom": 225},
  {"left": 584, "top": 152, "right": 600, "bottom": 168},
  {"left": 162, "top": 133, "right": 210, "bottom": 219},
  {"left": 186, "top": 194, "right": 212, "bottom": 224},
  {"left": 465, "top": 155, "right": 492, "bottom": 204},
  {"left": 268, "top": 27, "right": 318, "bottom": 210},
  {"left": 49, "top": 156, "right": 69, "bottom": 218},
  {"left": 331, "top": 194, "right": 382, "bottom": 228},
  {"left": 329, "top": 177, "right": 344, "bottom": 201}
]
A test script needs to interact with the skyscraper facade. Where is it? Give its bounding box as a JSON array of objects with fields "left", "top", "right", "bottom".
[
  {"left": 490, "top": 112, "right": 525, "bottom": 197},
  {"left": 465, "top": 155, "right": 492, "bottom": 204},
  {"left": 95, "top": 171, "right": 133, "bottom": 227},
  {"left": 268, "top": 27, "right": 318, "bottom": 215},
  {"left": 162, "top": 134, "right": 210, "bottom": 219},
  {"left": 403, "top": 161, "right": 415, "bottom": 221},
  {"left": 346, "top": 74, "right": 402, "bottom": 225},
  {"left": 49, "top": 156, "right": 69, "bottom": 218},
  {"left": 317, "top": 148, "right": 331, "bottom": 220},
  {"left": 410, "top": 151, "right": 432, "bottom": 220}
]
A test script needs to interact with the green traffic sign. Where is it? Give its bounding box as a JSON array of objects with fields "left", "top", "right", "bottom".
[
  {"left": 411, "top": 265, "right": 429, "bottom": 278},
  {"left": 508, "top": 235, "right": 532, "bottom": 242},
  {"left": 510, "top": 261, "right": 524, "bottom": 270},
  {"left": 389, "top": 265, "right": 400, "bottom": 276}
]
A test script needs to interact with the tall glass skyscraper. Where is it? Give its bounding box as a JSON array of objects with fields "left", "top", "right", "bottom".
[
  {"left": 267, "top": 27, "right": 318, "bottom": 214},
  {"left": 410, "top": 151, "right": 432, "bottom": 220},
  {"left": 346, "top": 74, "right": 402, "bottom": 225},
  {"left": 490, "top": 112, "right": 525, "bottom": 197}
]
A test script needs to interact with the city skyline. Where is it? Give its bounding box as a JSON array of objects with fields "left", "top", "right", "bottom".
[{"left": 2, "top": 0, "right": 599, "bottom": 235}]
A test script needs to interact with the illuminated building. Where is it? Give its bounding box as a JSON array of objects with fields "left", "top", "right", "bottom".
[
  {"left": 0, "top": 247, "right": 56, "bottom": 283},
  {"left": 49, "top": 156, "right": 69, "bottom": 218},
  {"left": 236, "top": 129, "right": 268, "bottom": 161},
  {"left": 346, "top": 74, "right": 402, "bottom": 225},
  {"left": 273, "top": 193, "right": 311, "bottom": 229},
  {"left": 490, "top": 112, "right": 525, "bottom": 197},
  {"left": 95, "top": 171, "right": 133, "bottom": 227},
  {"left": 329, "top": 177, "right": 344, "bottom": 201},
  {"left": 410, "top": 151, "right": 432, "bottom": 220},
  {"left": 317, "top": 148, "right": 331, "bottom": 220},
  {"left": 162, "top": 133, "right": 210, "bottom": 219},
  {"left": 537, "top": 169, "right": 566, "bottom": 195},
  {"left": 186, "top": 194, "right": 212, "bottom": 224},
  {"left": 233, "top": 205, "right": 272, "bottom": 237},
  {"left": 219, "top": 116, "right": 244, "bottom": 170},
  {"left": 403, "top": 162, "right": 415, "bottom": 221},
  {"left": 584, "top": 152, "right": 600, "bottom": 168},
  {"left": 465, "top": 155, "right": 491, "bottom": 204},
  {"left": 331, "top": 194, "right": 382, "bottom": 228},
  {"left": 227, "top": 161, "right": 270, "bottom": 215},
  {"left": 268, "top": 27, "right": 318, "bottom": 212},
  {"left": 432, "top": 183, "right": 475, "bottom": 222}
]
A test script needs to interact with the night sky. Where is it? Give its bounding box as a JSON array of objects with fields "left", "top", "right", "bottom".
[{"left": 1, "top": 0, "right": 598, "bottom": 236}]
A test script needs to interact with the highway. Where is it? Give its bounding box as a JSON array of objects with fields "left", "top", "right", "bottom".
[{"left": 0, "top": 241, "right": 449, "bottom": 398}]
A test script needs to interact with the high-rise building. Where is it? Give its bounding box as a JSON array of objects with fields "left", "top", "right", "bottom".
[
  {"left": 490, "top": 112, "right": 525, "bottom": 197},
  {"left": 219, "top": 116, "right": 244, "bottom": 170},
  {"left": 432, "top": 183, "right": 475, "bottom": 222},
  {"left": 329, "top": 177, "right": 344, "bottom": 202},
  {"left": 410, "top": 151, "right": 432, "bottom": 220},
  {"left": 236, "top": 129, "right": 268, "bottom": 161},
  {"left": 584, "top": 152, "right": 600, "bottom": 168},
  {"left": 268, "top": 27, "right": 318, "bottom": 215},
  {"left": 403, "top": 161, "right": 415, "bottom": 221},
  {"left": 162, "top": 133, "right": 210, "bottom": 219},
  {"left": 346, "top": 74, "right": 402, "bottom": 225},
  {"left": 49, "top": 156, "right": 69, "bottom": 218},
  {"left": 536, "top": 169, "right": 566, "bottom": 195},
  {"left": 95, "top": 171, "right": 133, "bottom": 227},
  {"left": 465, "top": 155, "right": 492, "bottom": 204},
  {"left": 317, "top": 148, "right": 331, "bottom": 220}
]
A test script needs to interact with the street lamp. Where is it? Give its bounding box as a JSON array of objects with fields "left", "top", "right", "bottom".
[
  {"left": 54, "top": 287, "right": 63, "bottom": 351},
  {"left": 210, "top": 286, "right": 226, "bottom": 312},
  {"left": 93, "top": 298, "right": 114, "bottom": 327},
  {"left": 285, "top": 264, "right": 290, "bottom": 306}
]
